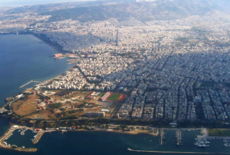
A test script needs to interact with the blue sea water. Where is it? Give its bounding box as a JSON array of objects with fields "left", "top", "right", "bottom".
[
  {"left": 0, "top": 34, "right": 229, "bottom": 155},
  {"left": 0, "top": 34, "right": 70, "bottom": 104}
]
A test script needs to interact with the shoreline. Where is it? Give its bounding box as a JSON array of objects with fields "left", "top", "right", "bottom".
[
  {"left": 1, "top": 31, "right": 230, "bottom": 153},
  {"left": 0, "top": 122, "right": 230, "bottom": 153},
  {"left": 2, "top": 31, "right": 230, "bottom": 129},
  {"left": 0, "top": 124, "right": 193, "bottom": 153},
  {"left": 0, "top": 31, "right": 70, "bottom": 54},
  {"left": 0, "top": 124, "right": 228, "bottom": 155},
  {"left": 0, "top": 31, "right": 73, "bottom": 105}
]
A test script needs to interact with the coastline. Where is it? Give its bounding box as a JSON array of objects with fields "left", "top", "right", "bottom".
[
  {"left": 2, "top": 31, "right": 230, "bottom": 129},
  {"left": 127, "top": 148, "right": 230, "bottom": 155},
  {"left": 0, "top": 123, "right": 229, "bottom": 153},
  {"left": 0, "top": 31, "right": 69, "bottom": 54},
  {"left": 0, "top": 31, "right": 73, "bottom": 104},
  {"left": 0, "top": 123, "right": 197, "bottom": 153},
  {"left": 1, "top": 31, "right": 230, "bottom": 153}
]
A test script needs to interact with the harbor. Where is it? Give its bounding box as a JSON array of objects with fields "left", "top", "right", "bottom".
[
  {"left": 0, "top": 125, "right": 37, "bottom": 152},
  {"left": 32, "top": 130, "right": 45, "bottom": 144},
  {"left": 0, "top": 123, "right": 230, "bottom": 153}
]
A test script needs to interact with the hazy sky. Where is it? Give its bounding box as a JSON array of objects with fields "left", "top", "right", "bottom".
[{"left": 0, "top": 0, "right": 96, "bottom": 7}]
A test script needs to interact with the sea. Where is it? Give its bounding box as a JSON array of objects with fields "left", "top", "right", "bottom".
[{"left": 0, "top": 34, "right": 229, "bottom": 155}]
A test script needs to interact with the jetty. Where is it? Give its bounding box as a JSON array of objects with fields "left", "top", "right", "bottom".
[
  {"left": 127, "top": 147, "right": 230, "bottom": 155},
  {"left": 160, "top": 129, "right": 165, "bottom": 145},
  {"left": 176, "top": 129, "right": 182, "bottom": 145},
  {"left": 152, "top": 128, "right": 159, "bottom": 136},
  {"left": 32, "top": 130, "right": 45, "bottom": 144},
  {"left": 19, "top": 80, "right": 39, "bottom": 89},
  {"left": 0, "top": 107, "right": 8, "bottom": 114}
]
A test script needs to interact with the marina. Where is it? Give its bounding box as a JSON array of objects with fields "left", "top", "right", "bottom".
[
  {"left": 0, "top": 125, "right": 37, "bottom": 152},
  {"left": 194, "top": 136, "right": 210, "bottom": 148},
  {"left": 0, "top": 124, "right": 230, "bottom": 153},
  {"left": 224, "top": 139, "right": 230, "bottom": 147}
]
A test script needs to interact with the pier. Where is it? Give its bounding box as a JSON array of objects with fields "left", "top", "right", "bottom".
[
  {"left": 32, "top": 130, "right": 45, "bottom": 144},
  {"left": 152, "top": 128, "right": 159, "bottom": 136},
  {"left": 19, "top": 80, "right": 39, "bottom": 89},
  {"left": 127, "top": 147, "right": 230, "bottom": 154},
  {"left": 0, "top": 107, "right": 8, "bottom": 114},
  {"left": 176, "top": 129, "right": 182, "bottom": 145},
  {"left": 160, "top": 129, "right": 165, "bottom": 145}
]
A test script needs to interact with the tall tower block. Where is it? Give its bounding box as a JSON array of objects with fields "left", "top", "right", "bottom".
[{"left": 116, "top": 29, "right": 119, "bottom": 46}]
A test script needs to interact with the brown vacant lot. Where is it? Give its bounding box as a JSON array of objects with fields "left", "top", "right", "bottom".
[{"left": 12, "top": 95, "right": 38, "bottom": 116}]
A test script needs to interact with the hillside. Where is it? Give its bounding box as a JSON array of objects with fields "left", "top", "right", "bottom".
[{"left": 40, "top": 0, "right": 230, "bottom": 22}]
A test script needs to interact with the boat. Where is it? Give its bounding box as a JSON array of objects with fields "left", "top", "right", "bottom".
[
  {"left": 20, "top": 129, "right": 26, "bottom": 136},
  {"left": 194, "top": 141, "right": 210, "bottom": 148},
  {"left": 223, "top": 139, "right": 230, "bottom": 147},
  {"left": 127, "top": 147, "right": 133, "bottom": 151},
  {"left": 194, "top": 136, "right": 210, "bottom": 148}
]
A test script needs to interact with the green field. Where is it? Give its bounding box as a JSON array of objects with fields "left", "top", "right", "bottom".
[
  {"left": 107, "top": 93, "right": 121, "bottom": 101},
  {"left": 208, "top": 129, "right": 230, "bottom": 137},
  {"left": 48, "top": 103, "right": 62, "bottom": 109}
]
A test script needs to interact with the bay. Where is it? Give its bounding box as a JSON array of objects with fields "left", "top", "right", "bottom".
[{"left": 0, "top": 34, "right": 70, "bottom": 104}]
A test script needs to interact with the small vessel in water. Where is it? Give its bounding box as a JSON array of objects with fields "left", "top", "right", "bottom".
[
  {"left": 194, "top": 136, "right": 210, "bottom": 148},
  {"left": 223, "top": 139, "right": 230, "bottom": 147},
  {"left": 20, "top": 129, "right": 27, "bottom": 136}
]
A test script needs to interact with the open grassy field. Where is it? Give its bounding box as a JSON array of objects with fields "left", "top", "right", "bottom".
[
  {"left": 26, "top": 110, "right": 56, "bottom": 119},
  {"left": 11, "top": 90, "right": 126, "bottom": 120},
  {"left": 12, "top": 95, "right": 38, "bottom": 116},
  {"left": 107, "top": 93, "right": 122, "bottom": 101},
  {"left": 208, "top": 129, "right": 230, "bottom": 137}
]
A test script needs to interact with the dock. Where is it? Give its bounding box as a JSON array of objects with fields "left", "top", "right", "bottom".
[
  {"left": 152, "top": 128, "right": 159, "bottom": 136},
  {"left": 176, "top": 129, "right": 182, "bottom": 145},
  {"left": 32, "top": 130, "right": 45, "bottom": 144},
  {"left": 0, "top": 107, "right": 8, "bottom": 114},
  {"left": 127, "top": 147, "right": 230, "bottom": 154},
  {"left": 160, "top": 129, "right": 165, "bottom": 145},
  {"left": 19, "top": 80, "right": 39, "bottom": 89}
]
